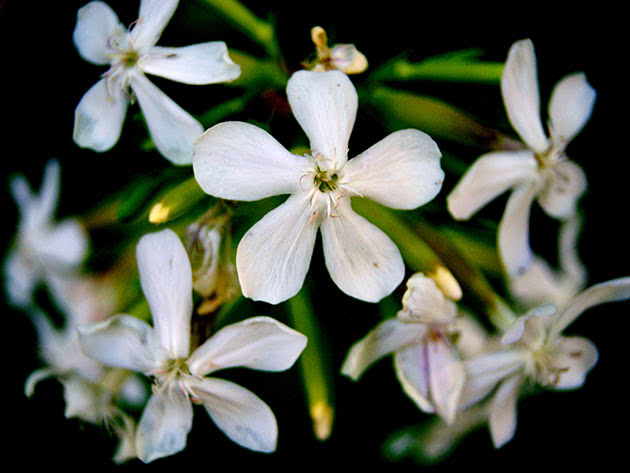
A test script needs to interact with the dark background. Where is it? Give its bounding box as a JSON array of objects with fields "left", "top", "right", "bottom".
[{"left": 2, "top": 0, "right": 628, "bottom": 471}]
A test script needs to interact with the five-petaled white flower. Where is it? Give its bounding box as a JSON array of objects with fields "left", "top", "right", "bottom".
[
  {"left": 73, "top": 0, "right": 241, "bottom": 164},
  {"left": 193, "top": 70, "right": 444, "bottom": 304},
  {"left": 447, "top": 39, "right": 595, "bottom": 276},
  {"left": 4, "top": 160, "right": 88, "bottom": 308},
  {"left": 459, "top": 277, "right": 630, "bottom": 448},
  {"left": 341, "top": 273, "right": 465, "bottom": 423},
  {"left": 78, "top": 229, "right": 307, "bottom": 463}
]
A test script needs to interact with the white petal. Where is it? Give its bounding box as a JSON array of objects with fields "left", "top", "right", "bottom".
[
  {"left": 498, "top": 183, "right": 538, "bottom": 277},
  {"left": 62, "top": 375, "right": 112, "bottom": 423},
  {"left": 188, "top": 316, "right": 307, "bottom": 376},
  {"left": 24, "top": 368, "right": 56, "bottom": 397},
  {"left": 193, "top": 122, "right": 305, "bottom": 201},
  {"left": 321, "top": 199, "right": 404, "bottom": 302},
  {"left": 537, "top": 159, "right": 586, "bottom": 219},
  {"left": 550, "top": 277, "right": 630, "bottom": 337},
  {"left": 26, "top": 159, "right": 60, "bottom": 230},
  {"left": 330, "top": 44, "right": 368, "bottom": 74},
  {"left": 549, "top": 73, "right": 596, "bottom": 147},
  {"left": 427, "top": 339, "right": 466, "bottom": 424},
  {"left": 74, "top": 78, "right": 128, "bottom": 152},
  {"left": 136, "top": 229, "right": 192, "bottom": 359},
  {"left": 287, "top": 70, "right": 357, "bottom": 166},
  {"left": 459, "top": 350, "right": 526, "bottom": 408},
  {"left": 188, "top": 377, "right": 278, "bottom": 453},
  {"left": 501, "top": 39, "right": 549, "bottom": 153},
  {"left": 141, "top": 43, "right": 240, "bottom": 85},
  {"left": 236, "top": 192, "right": 318, "bottom": 304},
  {"left": 130, "top": 72, "right": 203, "bottom": 165},
  {"left": 501, "top": 304, "right": 556, "bottom": 345},
  {"left": 136, "top": 389, "right": 193, "bottom": 463},
  {"left": 342, "top": 318, "right": 424, "bottom": 380},
  {"left": 73, "top": 1, "right": 124, "bottom": 65},
  {"left": 398, "top": 273, "right": 458, "bottom": 324},
  {"left": 4, "top": 250, "right": 38, "bottom": 307},
  {"left": 343, "top": 129, "right": 444, "bottom": 209},
  {"left": 77, "top": 314, "right": 158, "bottom": 373},
  {"left": 394, "top": 343, "right": 434, "bottom": 413},
  {"left": 129, "top": 0, "right": 179, "bottom": 51},
  {"left": 550, "top": 336, "right": 598, "bottom": 389},
  {"left": 489, "top": 374, "right": 522, "bottom": 448},
  {"left": 558, "top": 216, "right": 587, "bottom": 288},
  {"left": 447, "top": 150, "right": 537, "bottom": 220},
  {"left": 37, "top": 219, "right": 88, "bottom": 271},
  {"left": 510, "top": 258, "right": 565, "bottom": 308}
]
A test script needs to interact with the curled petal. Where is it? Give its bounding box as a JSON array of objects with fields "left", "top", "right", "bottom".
[
  {"left": 136, "top": 229, "right": 192, "bottom": 359},
  {"left": 321, "top": 199, "right": 404, "bottom": 302},
  {"left": 398, "top": 273, "right": 457, "bottom": 324},
  {"left": 537, "top": 159, "right": 586, "bottom": 219},
  {"left": 330, "top": 44, "right": 368, "bottom": 74},
  {"left": 129, "top": 0, "right": 179, "bottom": 52},
  {"left": 188, "top": 377, "right": 278, "bottom": 453},
  {"left": 287, "top": 70, "right": 357, "bottom": 166},
  {"left": 74, "top": 78, "right": 128, "bottom": 153},
  {"left": 498, "top": 183, "right": 538, "bottom": 277},
  {"left": 342, "top": 318, "right": 424, "bottom": 380},
  {"left": 193, "top": 122, "right": 305, "bottom": 201},
  {"left": 141, "top": 43, "right": 240, "bottom": 85},
  {"left": 188, "top": 316, "right": 307, "bottom": 376},
  {"left": 73, "top": 1, "right": 124, "bottom": 65},
  {"left": 447, "top": 150, "right": 537, "bottom": 220},
  {"left": 343, "top": 129, "right": 444, "bottom": 210},
  {"left": 136, "top": 389, "right": 193, "bottom": 463},
  {"left": 501, "top": 39, "right": 549, "bottom": 153},
  {"left": 489, "top": 374, "right": 522, "bottom": 448},
  {"left": 501, "top": 304, "right": 556, "bottom": 345},
  {"left": 550, "top": 336, "right": 598, "bottom": 389},
  {"left": 549, "top": 73, "right": 596, "bottom": 147},
  {"left": 236, "top": 192, "right": 318, "bottom": 304}
]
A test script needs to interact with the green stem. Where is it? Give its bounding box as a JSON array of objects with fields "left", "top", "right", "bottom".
[{"left": 373, "top": 57, "right": 503, "bottom": 84}]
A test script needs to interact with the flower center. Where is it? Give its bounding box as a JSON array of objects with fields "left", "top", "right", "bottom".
[
  {"left": 313, "top": 165, "right": 340, "bottom": 193},
  {"left": 152, "top": 357, "right": 191, "bottom": 393},
  {"left": 528, "top": 346, "right": 569, "bottom": 387}
]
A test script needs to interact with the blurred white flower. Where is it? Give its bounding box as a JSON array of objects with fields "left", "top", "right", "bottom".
[
  {"left": 342, "top": 274, "right": 465, "bottom": 423},
  {"left": 5, "top": 160, "right": 87, "bottom": 308},
  {"left": 447, "top": 39, "right": 595, "bottom": 276},
  {"left": 193, "top": 70, "right": 443, "bottom": 304},
  {"left": 78, "top": 229, "right": 307, "bottom": 462},
  {"left": 310, "top": 26, "right": 368, "bottom": 74},
  {"left": 459, "top": 277, "right": 630, "bottom": 447},
  {"left": 72, "top": 0, "right": 241, "bottom": 164}
]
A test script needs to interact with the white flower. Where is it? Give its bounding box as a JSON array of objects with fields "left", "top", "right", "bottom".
[
  {"left": 72, "top": 0, "right": 241, "bottom": 164},
  {"left": 5, "top": 160, "right": 88, "bottom": 308},
  {"left": 447, "top": 39, "right": 595, "bottom": 276},
  {"left": 341, "top": 274, "right": 465, "bottom": 423},
  {"left": 310, "top": 26, "right": 368, "bottom": 74},
  {"left": 459, "top": 277, "right": 630, "bottom": 447},
  {"left": 193, "top": 70, "right": 444, "bottom": 304},
  {"left": 78, "top": 228, "right": 307, "bottom": 462}
]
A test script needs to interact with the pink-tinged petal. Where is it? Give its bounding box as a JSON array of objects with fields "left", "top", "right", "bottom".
[
  {"left": 398, "top": 273, "right": 457, "bottom": 324},
  {"left": 550, "top": 336, "right": 598, "bottom": 389},
  {"left": 73, "top": 1, "right": 124, "bottom": 65},
  {"left": 236, "top": 192, "right": 318, "bottom": 304},
  {"left": 129, "top": 0, "right": 179, "bottom": 51},
  {"left": 321, "top": 199, "right": 404, "bottom": 302},
  {"left": 342, "top": 318, "right": 424, "bottom": 380},
  {"left": 550, "top": 277, "right": 630, "bottom": 338},
  {"left": 501, "top": 39, "right": 549, "bottom": 153},
  {"left": 130, "top": 72, "right": 203, "bottom": 164},
  {"left": 343, "top": 129, "right": 443, "bottom": 209},
  {"left": 394, "top": 342, "right": 434, "bottom": 413},
  {"left": 77, "top": 314, "right": 159, "bottom": 373},
  {"left": 498, "top": 182, "right": 538, "bottom": 277},
  {"left": 549, "top": 73, "right": 596, "bottom": 147},
  {"left": 188, "top": 317, "right": 307, "bottom": 376},
  {"left": 136, "top": 229, "right": 192, "bottom": 359},
  {"left": 489, "top": 374, "right": 523, "bottom": 448},
  {"left": 287, "top": 70, "right": 357, "bottom": 166},
  {"left": 427, "top": 339, "right": 466, "bottom": 424},
  {"left": 447, "top": 151, "right": 537, "bottom": 220},
  {"left": 141, "top": 43, "right": 240, "bottom": 85},
  {"left": 459, "top": 350, "right": 526, "bottom": 409},
  {"left": 193, "top": 122, "right": 305, "bottom": 201},
  {"left": 188, "top": 377, "right": 278, "bottom": 453},
  {"left": 136, "top": 388, "right": 193, "bottom": 463},
  {"left": 74, "top": 78, "right": 128, "bottom": 153},
  {"left": 538, "top": 159, "right": 586, "bottom": 219}
]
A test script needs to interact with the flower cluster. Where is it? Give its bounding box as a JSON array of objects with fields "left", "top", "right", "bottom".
[{"left": 6, "top": 0, "right": 627, "bottom": 467}]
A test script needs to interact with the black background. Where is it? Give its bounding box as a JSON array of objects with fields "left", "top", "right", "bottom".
[{"left": 2, "top": 0, "right": 628, "bottom": 471}]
